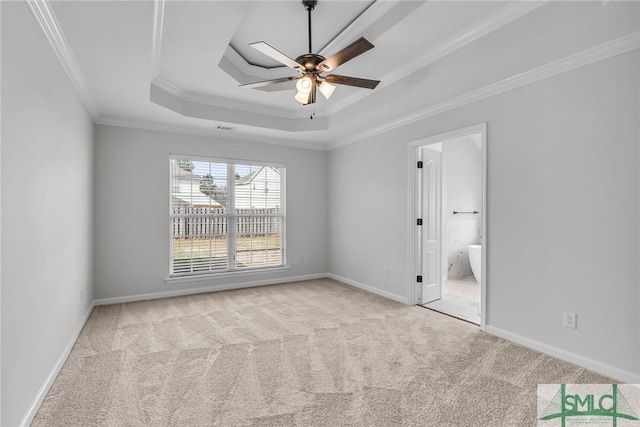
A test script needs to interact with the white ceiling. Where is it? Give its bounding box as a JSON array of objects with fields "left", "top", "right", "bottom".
[
  {"left": 41, "top": 0, "right": 640, "bottom": 150},
  {"left": 229, "top": 1, "right": 376, "bottom": 68}
]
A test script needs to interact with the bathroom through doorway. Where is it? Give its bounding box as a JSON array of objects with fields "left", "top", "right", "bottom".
[{"left": 407, "top": 124, "right": 487, "bottom": 328}]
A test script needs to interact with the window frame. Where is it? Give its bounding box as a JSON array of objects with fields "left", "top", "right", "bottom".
[{"left": 168, "top": 153, "right": 287, "bottom": 279}]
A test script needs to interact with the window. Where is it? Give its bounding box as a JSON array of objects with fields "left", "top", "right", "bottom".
[{"left": 170, "top": 155, "right": 285, "bottom": 277}]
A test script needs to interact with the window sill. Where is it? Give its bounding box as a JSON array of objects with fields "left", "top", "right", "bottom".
[{"left": 165, "top": 265, "right": 291, "bottom": 284}]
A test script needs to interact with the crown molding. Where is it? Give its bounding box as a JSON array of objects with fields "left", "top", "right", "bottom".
[
  {"left": 324, "top": 1, "right": 549, "bottom": 116},
  {"left": 331, "top": 32, "right": 640, "bottom": 150},
  {"left": 222, "top": 45, "right": 296, "bottom": 81},
  {"left": 25, "top": 0, "right": 97, "bottom": 120},
  {"left": 151, "top": 0, "right": 274, "bottom": 91},
  {"left": 150, "top": 82, "right": 328, "bottom": 132},
  {"left": 151, "top": 77, "right": 310, "bottom": 120},
  {"left": 94, "top": 116, "right": 330, "bottom": 151},
  {"left": 149, "top": 0, "right": 306, "bottom": 120},
  {"left": 150, "top": 0, "right": 165, "bottom": 79},
  {"left": 150, "top": 1, "right": 546, "bottom": 126},
  {"left": 316, "top": 0, "right": 398, "bottom": 58},
  {"left": 383, "top": 0, "right": 548, "bottom": 87}
]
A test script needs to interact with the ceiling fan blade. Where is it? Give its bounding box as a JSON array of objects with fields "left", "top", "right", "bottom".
[
  {"left": 325, "top": 74, "right": 380, "bottom": 89},
  {"left": 257, "top": 82, "right": 298, "bottom": 92},
  {"left": 316, "top": 37, "right": 374, "bottom": 73},
  {"left": 249, "top": 41, "right": 303, "bottom": 70},
  {"left": 240, "top": 76, "right": 298, "bottom": 89}
]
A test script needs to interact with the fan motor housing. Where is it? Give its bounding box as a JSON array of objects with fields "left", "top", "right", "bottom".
[{"left": 295, "top": 53, "right": 325, "bottom": 72}]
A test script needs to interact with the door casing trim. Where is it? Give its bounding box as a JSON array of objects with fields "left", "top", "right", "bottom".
[{"left": 406, "top": 123, "right": 487, "bottom": 330}]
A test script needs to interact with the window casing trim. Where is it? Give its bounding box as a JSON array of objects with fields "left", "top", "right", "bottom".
[
  {"left": 165, "top": 265, "right": 291, "bottom": 284},
  {"left": 170, "top": 153, "right": 285, "bottom": 169},
  {"left": 169, "top": 154, "right": 286, "bottom": 278}
]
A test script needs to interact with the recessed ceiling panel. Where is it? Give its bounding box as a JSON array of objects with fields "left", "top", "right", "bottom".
[
  {"left": 158, "top": 0, "right": 386, "bottom": 116},
  {"left": 231, "top": 1, "right": 374, "bottom": 69}
]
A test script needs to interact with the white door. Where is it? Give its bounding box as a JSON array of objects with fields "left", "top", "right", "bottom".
[{"left": 421, "top": 148, "right": 442, "bottom": 304}]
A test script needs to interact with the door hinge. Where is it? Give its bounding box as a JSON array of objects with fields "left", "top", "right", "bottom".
[
  {"left": 417, "top": 218, "right": 422, "bottom": 226},
  {"left": 417, "top": 161, "right": 423, "bottom": 169},
  {"left": 417, "top": 275, "right": 422, "bottom": 283}
]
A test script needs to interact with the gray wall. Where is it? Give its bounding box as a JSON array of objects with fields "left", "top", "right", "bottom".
[
  {"left": 1, "top": 2, "right": 95, "bottom": 426},
  {"left": 328, "top": 135, "right": 408, "bottom": 300},
  {"left": 2, "top": 1, "right": 639, "bottom": 423},
  {"left": 329, "top": 51, "right": 639, "bottom": 377},
  {"left": 93, "top": 125, "right": 328, "bottom": 299}
]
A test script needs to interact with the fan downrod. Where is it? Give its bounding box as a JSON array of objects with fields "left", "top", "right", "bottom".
[{"left": 302, "top": 0, "right": 318, "bottom": 53}]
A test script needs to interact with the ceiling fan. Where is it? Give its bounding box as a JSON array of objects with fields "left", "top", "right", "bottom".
[{"left": 240, "top": 0, "right": 380, "bottom": 106}]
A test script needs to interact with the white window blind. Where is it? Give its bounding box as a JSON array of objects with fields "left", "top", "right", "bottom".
[{"left": 170, "top": 155, "right": 285, "bottom": 277}]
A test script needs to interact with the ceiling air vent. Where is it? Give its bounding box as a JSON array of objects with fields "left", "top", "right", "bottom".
[{"left": 216, "top": 125, "right": 235, "bottom": 131}]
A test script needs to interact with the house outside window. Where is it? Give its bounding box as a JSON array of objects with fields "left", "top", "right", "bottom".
[{"left": 170, "top": 155, "right": 285, "bottom": 277}]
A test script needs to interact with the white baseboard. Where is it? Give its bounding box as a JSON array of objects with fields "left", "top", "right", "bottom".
[
  {"left": 93, "top": 273, "right": 329, "bottom": 305},
  {"left": 327, "top": 273, "right": 409, "bottom": 304},
  {"left": 485, "top": 325, "right": 640, "bottom": 384},
  {"left": 19, "top": 301, "right": 96, "bottom": 427}
]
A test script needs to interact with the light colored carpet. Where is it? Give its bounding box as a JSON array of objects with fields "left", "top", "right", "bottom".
[{"left": 32, "top": 279, "right": 611, "bottom": 426}]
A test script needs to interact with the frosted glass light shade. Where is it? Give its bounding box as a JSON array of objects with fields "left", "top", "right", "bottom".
[
  {"left": 296, "top": 76, "right": 313, "bottom": 94},
  {"left": 295, "top": 91, "right": 310, "bottom": 104},
  {"left": 318, "top": 81, "right": 336, "bottom": 99}
]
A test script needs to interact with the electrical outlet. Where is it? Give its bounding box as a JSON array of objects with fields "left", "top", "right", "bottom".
[
  {"left": 303, "top": 257, "right": 309, "bottom": 264},
  {"left": 564, "top": 312, "right": 577, "bottom": 329},
  {"left": 383, "top": 267, "right": 389, "bottom": 277}
]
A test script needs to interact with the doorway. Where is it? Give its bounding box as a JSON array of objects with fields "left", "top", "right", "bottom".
[{"left": 407, "top": 123, "right": 487, "bottom": 329}]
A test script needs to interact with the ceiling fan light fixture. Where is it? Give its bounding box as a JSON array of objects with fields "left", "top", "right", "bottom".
[
  {"left": 295, "top": 90, "right": 310, "bottom": 104},
  {"left": 296, "top": 75, "right": 313, "bottom": 94},
  {"left": 318, "top": 81, "right": 336, "bottom": 99},
  {"left": 241, "top": 1, "right": 380, "bottom": 106}
]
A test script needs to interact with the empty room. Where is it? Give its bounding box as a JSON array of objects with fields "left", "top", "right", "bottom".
[{"left": 1, "top": 0, "right": 639, "bottom": 426}]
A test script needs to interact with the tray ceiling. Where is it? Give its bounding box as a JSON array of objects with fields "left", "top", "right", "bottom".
[{"left": 37, "top": 0, "right": 640, "bottom": 150}]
